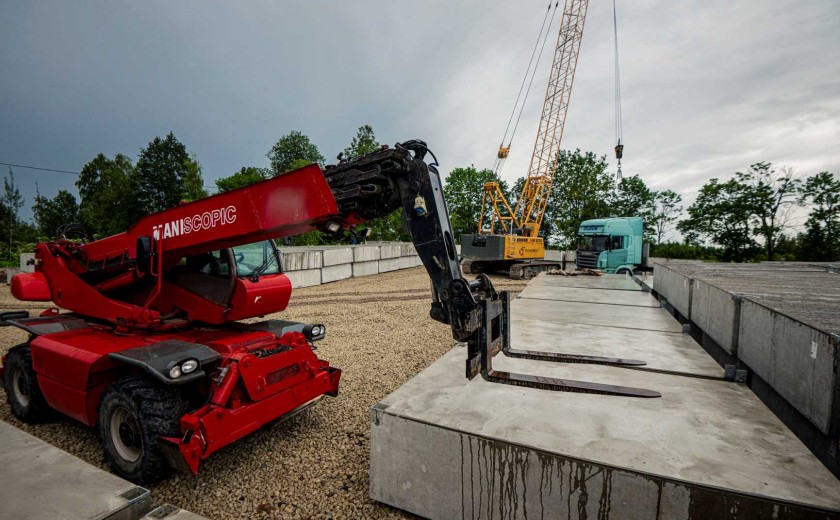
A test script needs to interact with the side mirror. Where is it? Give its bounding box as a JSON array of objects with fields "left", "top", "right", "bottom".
[{"left": 136, "top": 236, "right": 154, "bottom": 273}]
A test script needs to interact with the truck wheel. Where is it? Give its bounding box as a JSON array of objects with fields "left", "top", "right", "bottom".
[
  {"left": 99, "top": 377, "right": 190, "bottom": 483},
  {"left": 616, "top": 267, "right": 632, "bottom": 276},
  {"left": 3, "top": 344, "right": 50, "bottom": 423}
]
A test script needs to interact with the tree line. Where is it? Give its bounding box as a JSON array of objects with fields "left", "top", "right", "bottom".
[
  {"left": 4, "top": 129, "right": 837, "bottom": 265},
  {"left": 443, "top": 151, "right": 838, "bottom": 263}
]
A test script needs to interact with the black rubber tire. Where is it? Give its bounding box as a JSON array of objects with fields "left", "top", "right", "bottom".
[
  {"left": 3, "top": 344, "right": 51, "bottom": 423},
  {"left": 98, "top": 376, "right": 191, "bottom": 484},
  {"left": 616, "top": 267, "right": 632, "bottom": 276}
]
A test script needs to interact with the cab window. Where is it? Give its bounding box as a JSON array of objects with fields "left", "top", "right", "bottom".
[{"left": 233, "top": 241, "right": 281, "bottom": 278}]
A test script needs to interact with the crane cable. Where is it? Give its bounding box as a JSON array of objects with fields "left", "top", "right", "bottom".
[
  {"left": 613, "top": 0, "right": 624, "bottom": 183},
  {"left": 492, "top": 1, "right": 559, "bottom": 175}
]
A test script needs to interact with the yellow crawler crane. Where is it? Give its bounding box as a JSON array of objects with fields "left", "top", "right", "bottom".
[{"left": 462, "top": 0, "right": 589, "bottom": 279}]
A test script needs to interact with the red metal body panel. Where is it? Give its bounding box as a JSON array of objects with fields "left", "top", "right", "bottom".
[{"left": 10, "top": 272, "right": 51, "bottom": 301}]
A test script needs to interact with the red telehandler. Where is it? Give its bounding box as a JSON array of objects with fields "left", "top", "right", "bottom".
[{"left": 1, "top": 140, "right": 657, "bottom": 483}]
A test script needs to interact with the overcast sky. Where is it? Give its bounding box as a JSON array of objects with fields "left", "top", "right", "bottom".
[{"left": 2, "top": 1, "right": 838, "bottom": 234}]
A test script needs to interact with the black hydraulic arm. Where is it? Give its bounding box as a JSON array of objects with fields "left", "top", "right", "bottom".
[{"left": 323, "top": 140, "right": 659, "bottom": 398}]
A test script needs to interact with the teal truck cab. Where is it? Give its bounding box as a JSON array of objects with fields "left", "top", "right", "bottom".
[{"left": 576, "top": 217, "right": 650, "bottom": 274}]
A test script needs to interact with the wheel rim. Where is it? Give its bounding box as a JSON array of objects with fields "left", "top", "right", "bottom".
[
  {"left": 110, "top": 406, "right": 142, "bottom": 463},
  {"left": 11, "top": 366, "right": 30, "bottom": 407}
]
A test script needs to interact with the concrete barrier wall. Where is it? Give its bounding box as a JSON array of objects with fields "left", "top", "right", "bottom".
[
  {"left": 691, "top": 279, "right": 740, "bottom": 355},
  {"left": 279, "top": 242, "right": 423, "bottom": 289},
  {"left": 653, "top": 263, "right": 693, "bottom": 318},
  {"left": 738, "top": 299, "right": 840, "bottom": 435},
  {"left": 652, "top": 262, "right": 840, "bottom": 437}
]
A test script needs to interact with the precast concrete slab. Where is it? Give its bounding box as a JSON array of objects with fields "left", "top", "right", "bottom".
[
  {"left": 518, "top": 285, "right": 660, "bottom": 307},
  {"left": 370, "top": 349, "right": 840, "bottom": 519},
  {"left": 690, "top": 278, "right": 741, "bottom": 354},
  {"left": 379, "top": 243, "right": 402, "bottom": 259},
  {"left": 653, "top": 263, "right": 694, "bottom": 318},
  {"left": 321, "top": 263, "right": 352, "bottom": 283},
  {"left": 0, "top": 420, "right": 152, "bottom": 520},
  {"left": 352, "top": 260, "right": 379, "bottom": 277},
  {"left": 379, "top": 258, "right": 401, "bottom": 272},
  {"left": 353, "top": 244, "right": 380, "bottom": 262},
  {"left": 284, "top": 268, "right": 321, "bottom": 288},
  {"left": 281, "top": 250, "right": 323, "bottom": 270},
  {"left": 738, "top": 298, "right": 840, "bottom": 435},
  {"left": 510, "top": 318, "right": 723, "bottom": 378},
  {"left": 529, "top": 272, "right": 641, "bottom": 291},
  {"left": 512, "top": 297, "right": 683, "bottom": 333},
  {"left": 321, "top": 247, "right": 354, "bottom": 266}
]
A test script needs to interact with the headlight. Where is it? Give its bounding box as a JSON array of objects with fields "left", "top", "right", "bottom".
[
  {"left": 311, "top": 326, "right": 322, "bottom": 336},
  {"left": 181, "top": 359, "right": 199, "bottom": 374},
  {"left": 169, "top": 365, "right": 182, "bottom": 379}
]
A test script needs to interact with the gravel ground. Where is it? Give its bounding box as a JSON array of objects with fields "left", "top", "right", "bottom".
[{"left": 0, "top": 267, "right": 526, "bottom": 519}]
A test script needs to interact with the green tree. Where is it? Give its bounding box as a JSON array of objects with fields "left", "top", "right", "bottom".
[
  {"left": 652, "top": 190, "right": 683, "bottom": 244},
  {"left": 736, "top": 163, "right": 801, "bottom": 261},
  {"left": 799, "top": 171, "right": 840, "bottom": 261},
  {"left": 543, "top": 149, "right": 614, "bottom": 248},
  {"left": 183, "top": 153, "right": 209, "bottom": 201},
  {"left": 215, "top": 167, "right": 270, "bottom": 193},
  {"left": 133, "top": 132, "right": 193, "bottom": 216},
  {"left": 443, "top": 166, "right": 510, "bottom": 237},
  {"left": 33, "top": 190, "right": 80, "bottom": 238},
  {"left": 266, "top": 130, "right": 325, "bottom": 176},
  {"left": 342, "top": 124, "right": 380, "bottom": 160},
  {"left": 3, "top": 168, "right": 25, "bottom": 260},
  {"left": 677, "top": 178, "right": 758, "bottom": 262},
  {"left": 76, "top": 153, "right": 136, "bottom": 236},
  {"left": 609, "top": 174, "right": 657, "bottom": 239}
]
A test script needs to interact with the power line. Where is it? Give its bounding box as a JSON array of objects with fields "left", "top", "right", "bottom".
[{"left": 0, "top": 162, "right": 81, "bottom": 176}]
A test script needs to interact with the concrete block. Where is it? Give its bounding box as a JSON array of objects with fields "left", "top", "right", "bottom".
[
  {"left": 284, "top": 269, "right": 321, "bottom": 288},
  {"left": 653, "top": 263, "right": 692, "bottom": 317},
  {"left": 399, "top": 243, "right": 417, "bottom": 256},
  {"left": 19, "top": 253, "right": 35, "bottom": 273},
  {"left": 378, "top": 257, "right": 400, "bottom": 272},
  {"left": 0, "top": 421, "right": 152, "bottom": 520},
  {"left": 545, "top": 249, "right": 563, "bottom": 261},
  {"left": 396, "top": 256, "right": 415, "bottom": 269},
  {"left": 281, "top": 250, "right": 322, "bottom": 271},
  {"left": 739, "top": 300, "right": 840, "bottom": 435},
  {"left": 379, "top": 243, "right": 402, "bottom": 259},
  {"left": 5, "top": 268, "right": 19, "bottom": 284},
  {"left": 411, "top": 255, "right": 423, "bottom": 268},
  {"left": 352, "top": 260, "right": 379, "bottom": 277},
  {"left": 370, "top": 348, "right": 840, "bottom": 519},
  {"left": 321, "top": 263, "right": 352, "bottom": 284},
  {"left": 353, "top": 245, "right": 380, "bottom": 262},
  {"left": 321, "top": 247, "right": 353, "bottom": 266},
  {"left": 691, "top": 279, "right": 740, "bottom": 354}
]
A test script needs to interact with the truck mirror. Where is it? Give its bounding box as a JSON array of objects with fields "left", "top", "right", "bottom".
[{"left": 136, "top": 236, "right": 153, "bottom": 273}]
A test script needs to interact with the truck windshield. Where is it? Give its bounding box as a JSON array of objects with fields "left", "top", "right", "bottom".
[
  {"left": 233, "top": 241, "right": 281, "bottom": 278},
  {"left": 578, "top": 235, "right": 609, "bottom": 251}
]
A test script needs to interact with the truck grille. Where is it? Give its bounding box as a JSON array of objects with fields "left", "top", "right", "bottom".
[{"left": 577, "top": 251, "right": 598, "bottom": 269}]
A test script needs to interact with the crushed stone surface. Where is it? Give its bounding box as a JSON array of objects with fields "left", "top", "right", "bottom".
[{"left": 0, "top": 267, "right": 526, "bottom": 519}]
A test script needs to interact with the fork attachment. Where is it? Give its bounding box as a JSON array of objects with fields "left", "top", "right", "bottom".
[{"left": 467, "top": 293, "right": 660, "bottom": 398}]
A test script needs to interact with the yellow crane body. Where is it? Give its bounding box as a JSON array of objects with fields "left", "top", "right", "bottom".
[{"left": 462, "top": 0, "right": 589, "bottom": 278}]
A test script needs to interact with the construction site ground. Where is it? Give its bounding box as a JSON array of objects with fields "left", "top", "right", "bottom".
[{"left": 0, "top": 267, "right": 527, "bottom": 520}]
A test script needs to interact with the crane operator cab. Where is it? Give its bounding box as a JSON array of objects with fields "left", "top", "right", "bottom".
[{"left": 164, "top": 240, "right": 293, "bottom": 324}]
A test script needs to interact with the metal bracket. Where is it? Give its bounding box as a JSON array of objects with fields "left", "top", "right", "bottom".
[
  {"left": 466, "top": 292, "right": 660, "bottom": 398},
  {"left": 724, "top": 365, "right": 748, "bottom": 383}
]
